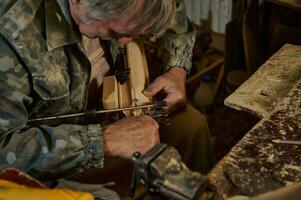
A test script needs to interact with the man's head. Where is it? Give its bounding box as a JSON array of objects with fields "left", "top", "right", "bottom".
[{"left": 69, "top": 0, "right": 176, "bottom": 44}]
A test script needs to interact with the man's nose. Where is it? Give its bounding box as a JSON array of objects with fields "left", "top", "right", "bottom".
[{"left": 118, "top": 37, "right": 133, "bottom": 45}]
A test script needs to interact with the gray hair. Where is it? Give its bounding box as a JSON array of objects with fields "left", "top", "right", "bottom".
[{"left": 81, "top": 0, "right": 176, "bottom": 36}]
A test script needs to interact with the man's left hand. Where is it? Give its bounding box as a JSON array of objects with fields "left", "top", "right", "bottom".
[{"left": 143, "top": 67, "right": 187, "bottom": 112}]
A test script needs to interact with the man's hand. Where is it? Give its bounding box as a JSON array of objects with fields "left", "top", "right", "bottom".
[
  {"left": 103, "top": 115, "right": 160, "bottom": 159},
  {"left": 143, "top": 67, "right": 187, "bottom": 112}
]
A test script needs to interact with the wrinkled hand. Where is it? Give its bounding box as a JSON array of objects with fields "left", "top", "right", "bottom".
[
  {"left": 143, "top": 67, "right": 187, "bottom": 112},
  {"left": 103, "top": 115, "right": 159, "bottom": 159}
]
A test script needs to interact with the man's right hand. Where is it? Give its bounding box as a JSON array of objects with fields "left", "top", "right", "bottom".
[{"left": 103, "top": 115, "right": 160, "bottom": 159}]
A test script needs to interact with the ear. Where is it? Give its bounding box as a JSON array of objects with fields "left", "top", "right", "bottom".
[{"left": 69, "top": 0, "right": 88, "bottom": 23}]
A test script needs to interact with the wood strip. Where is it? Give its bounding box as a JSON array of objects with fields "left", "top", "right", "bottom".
[
  {"left": 186, "top": 58, "right": 224, "bottom": 85},
  {"left": 126, "top": 42, "right": 151, "bottom": 107},
  {"left": 102, "top": 76, "right": 119, "bottom": 109}
]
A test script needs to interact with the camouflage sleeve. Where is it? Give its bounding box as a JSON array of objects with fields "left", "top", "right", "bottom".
[
  {"left": 157, "top": 0, "right": 196, "bottom": 73},
  {"left": 0, "top": 35, "right": 104, "bottom": 181}
]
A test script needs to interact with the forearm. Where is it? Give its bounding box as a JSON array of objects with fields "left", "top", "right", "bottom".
[
  {"left": 0, "top": 36, "right": 104, "bottom": 181},
  {"left": 167, "top": 66, "right": 187, "bottom": 79}
]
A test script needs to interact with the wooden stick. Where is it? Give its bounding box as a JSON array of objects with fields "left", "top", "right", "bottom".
[
  {"left": 213, "top": 64, "right": 225, "bottom": 97},
  {"left": 272, "top": 139, "right": 301, "bottom": 145},
  {"left": 28, "top": 104, "right": 158, "bottom": 123},
  {"left": 186, "top": 58, "right": 224, "bottom": 85}
]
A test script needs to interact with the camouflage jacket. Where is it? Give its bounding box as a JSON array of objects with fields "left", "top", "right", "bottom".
[{"left": 0, "top": 0, "right": 195, "bottom": 181}]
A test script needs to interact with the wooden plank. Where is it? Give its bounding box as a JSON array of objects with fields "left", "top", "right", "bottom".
[
  {"left": 205, "top": 44, "right": 301, "bottom": 198},
  {"left": 102, "top": 76, "right": 119, "bottom": 109},
  {"left": 213, "top": 65, "right": 225, "bottom": 96},
  {"left": 225, "top": 44, "right": 301, "bottom": 118},
  {"left": 127, "top": 42, "right": 150, "bottom": 107},
  {"left": 206, "top": 79, "right": 301, "bottom": 199},
  {"left": 186, "top": 58, "right": 224, "bottom": 85},
  {"left": 126, "top": 42, "right": 151, "bottom": 116}
]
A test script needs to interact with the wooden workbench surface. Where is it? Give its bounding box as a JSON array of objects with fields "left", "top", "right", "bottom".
[
  {"left": 224, "top": 44, "right": 301, "bottom": 118},
  {"left": 205, "top": 44, "right": 301, "bottom": 199}
]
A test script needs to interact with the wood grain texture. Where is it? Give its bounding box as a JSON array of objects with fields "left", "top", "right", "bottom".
[
  {"left": 206, "top": 80, "right": 301, "bottom": 199},
  {"left": 203, "top": 44, "right": 301, "bottom": 200},
  {"left": 102, "top": 41, "right": 151, "bottom": 116},
  {"left": 126, "top": 42, "right": 150, "bottom": 107},
  {"left": 102, "top": 76, "right": 119, "bottom": 109},
  {"left": 225, "top": 44, "right": 301, "bottom": 118}
]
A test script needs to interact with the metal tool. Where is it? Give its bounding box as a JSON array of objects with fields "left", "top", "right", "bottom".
[
  {"left": 28, "top": 101, "right": 167, "bottom": 123},
  {"left": 129, "top": 144, "right": 207, "bottom": 200}
]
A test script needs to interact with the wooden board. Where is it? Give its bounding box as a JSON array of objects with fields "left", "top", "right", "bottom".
[
  {"left": 126, "top": 41, "right": 150, "bottom": 107},
  {"left": 206, "top": 80, "right": 301, "bottom": 199},
  {"left": 224, "top": 44, "right": 301, "bottom": 118},
  {"left": 102, "top": 76, "right": 118, "bottom": 109},
  {"left": 202, "top": 44, "right": 301, "bottom": 200}
]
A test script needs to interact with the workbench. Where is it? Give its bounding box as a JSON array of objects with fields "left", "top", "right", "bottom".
[{"left": 204, "top": 44, "right": 301, "bottom": 199}]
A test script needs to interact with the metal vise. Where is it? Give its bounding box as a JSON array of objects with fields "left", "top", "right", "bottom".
[{"left": 129, "top": 144, "right": 207, "bottom": 200}]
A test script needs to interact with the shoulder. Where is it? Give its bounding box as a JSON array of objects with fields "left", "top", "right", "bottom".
[{"left": 167, "top": 0, "right": 190, "bottom": 34}]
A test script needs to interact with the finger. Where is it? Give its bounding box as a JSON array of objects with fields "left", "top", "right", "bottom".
[
  {"left": 139, "top": 115, "right": 159, "bottom": 128},
  {"left": 143, "top": 79, "right": 164, "bottom": 97},
  {"left": 163, "top": 93, "right": 187, "bottom": 112},
  {"left": 163, "top": 93, "right": 179, "bottom": 109},
  {"left": 155, "top": 131, "right": 160, "bottom": 144},
  {"left": 151, "top": 129, "right": 160, "bottom": 146}
]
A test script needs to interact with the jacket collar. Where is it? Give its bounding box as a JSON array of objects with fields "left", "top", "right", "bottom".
[{"left": 45, "top": 0, "right": 82, "bottom": 51}]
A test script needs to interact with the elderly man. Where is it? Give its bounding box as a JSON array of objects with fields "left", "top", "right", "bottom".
[{"left": 0, "top": 0, "right": 214, "bottom": 197}]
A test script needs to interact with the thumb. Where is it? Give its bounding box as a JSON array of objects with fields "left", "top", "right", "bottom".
[{"left": 143, "top": 80, "right": 163, "bottom": 97}]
